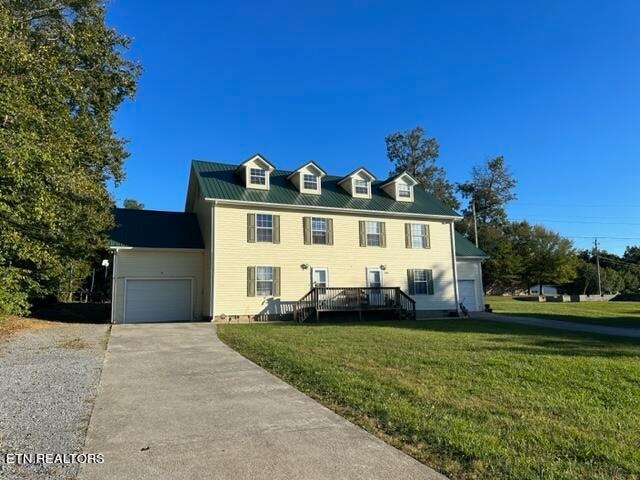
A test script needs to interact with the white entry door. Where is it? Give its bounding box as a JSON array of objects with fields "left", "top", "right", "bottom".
[
  {"left": 124, "top": 279, "right": 192, "bottom": 323},
  {"left": 457, "top": 280, "right": 478, "bottom": 311},
  {"left": 366, "top": 268, "right": 384, "bottom": 306},
  {"left": 312, "top": 268, "right": 328, "bottom": 304}
]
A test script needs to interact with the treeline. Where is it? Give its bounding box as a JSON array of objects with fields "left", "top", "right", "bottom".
[
  {"left": 385, "top": 126, "right": 640, "bottom": 295},
  {"left": 0, "top": 1, "right": 139, "bottom": 314}
]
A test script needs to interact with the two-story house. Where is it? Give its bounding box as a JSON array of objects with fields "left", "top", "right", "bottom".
[{"left": 108, "top": 154, "right": 486, "bottom": 323}]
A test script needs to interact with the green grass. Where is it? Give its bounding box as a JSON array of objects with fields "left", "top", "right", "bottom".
[
  {"left": 218, "top": 320, "right": 640, "bottom": 480},
  {"left": 486, "top": 296, "right": 640, "bottom": 328}
]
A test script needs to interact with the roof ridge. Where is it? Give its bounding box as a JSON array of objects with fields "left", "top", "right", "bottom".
[
  {"left": 114, "top": 207, "right": 196, "bottom": 215},
  {"left": 192, "top": 158, "right": 394, "bottom": 183}
]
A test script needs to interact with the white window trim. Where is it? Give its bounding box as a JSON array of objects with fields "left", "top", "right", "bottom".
[
  {"left": 249, "top": 168, "right": 266, "bottom": 185},
  {"left": 256, "top": 213, "right": 273, "bottom": 243},
  {"left": 354, "top": 178, "right": 370, "bottom": 196},
  {"left": 255, "top": 265, "right": 275, "bottom": 297},
  {"left": 365, "top": 220, "right": 382, "bottom": 247},
  {"left": 410, "top": 223, "right": 426, "bottom": 248},
  {"left": 412, "top": 269, "right": 429, "bottom": 295},
  {"left": 311, "top": 267, "right": 329, "bottom": 289},
  {"left": 311, "top": 216, "right": 328, "bottom": 245},
  {"left": 303, "top": 173, "right": 319, "bottom": 191},
  {"left": 397, "top": 183, "right": 413, "bottom": 200},
  {"left": 365, "top": 267, "right": 384, "bottom": 287}
]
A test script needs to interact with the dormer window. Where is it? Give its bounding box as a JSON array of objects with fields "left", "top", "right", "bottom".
[
  {"left": 338, "top": 167, "right": 376, "bottom": 199},
  {"left": 236, "top": 154, "right": 275, "bottom": 190},
  {"left": 380, "top": 171, "right": 418, "bottom": 202},
  {"left": 303, "top": 174, "right": 318, "bottom": 190},
  {"left": 250, "top": 168, "right": 266, "bottom": 185},
  {"left": 287, "top": 161, "right": 326, "bottom": 195},
  {"left": 398, "top": 183, "right": 411, "bottom": 198},
  {"left": 354, "top": 179, "right": 369, "bottom": 195}
]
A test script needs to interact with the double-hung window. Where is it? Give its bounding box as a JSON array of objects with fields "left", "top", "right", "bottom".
[
  {"left": 303, "top": 174, "right": 318, "bottom": 190},
  {"left": 250, "top": 168, "right": 266, "bottom": 185},
  {"left": 398, "top": 183, "right": 411, "bottom": 198},
  {"left": 411, "top": 269, "right": 434, "bottom": 295},
  {"left": 311, "top": 217, "right": 327, "bottom": 244},
  {"left": 256, "top": 267, "right": 274, "bottom": 296},
  {"left": 366, "top": 221, "right": 382, "bottom": 246},
  {"left": 411, "top": 224, "right": 426, "bottom": 248},
  {"left": 256, "top": 214, "right": 273, "bottom": 242},
  {"left": 354, "top": 179, "right": 369, "bottom": 195}
]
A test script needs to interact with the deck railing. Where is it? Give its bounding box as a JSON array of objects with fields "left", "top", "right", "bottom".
[{"left": 293, "top": 287, "right": 416, "bottom": 323}]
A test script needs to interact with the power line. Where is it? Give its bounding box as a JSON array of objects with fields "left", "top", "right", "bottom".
[
  {"left": 512, "top": 217, "right": 640, "bottom": 226},
  {"left": 513, "top": 201, "right": 640, "bottom": 208},
  {"left": 565, "top": 235, "right": 640, "bottom": 240}
]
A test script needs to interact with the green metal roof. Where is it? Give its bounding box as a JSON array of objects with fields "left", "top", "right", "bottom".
[
  {"left": 109, "top": 208, "right": 204, "bottom": 249},
  {"left": 455, "top": 231, "right": 487, "bottom": 257},
  {"left": 192, "top": 160, "right": 461, "bottom": 218}
]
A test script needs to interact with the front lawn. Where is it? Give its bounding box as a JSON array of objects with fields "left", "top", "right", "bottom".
[
  {"left": 486, "top": 296, "right": 640, "bottom": 328},
  {"left": 218, "top": 321, "right": 640, "bottom": 480}
]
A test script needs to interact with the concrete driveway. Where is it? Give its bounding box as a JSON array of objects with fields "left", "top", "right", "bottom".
[{"left": 80, "top": 323, "right": 446, "bottom": 480}]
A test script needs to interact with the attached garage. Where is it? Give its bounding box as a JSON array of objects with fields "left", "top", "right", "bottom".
[
  {"left": 455, "top": 232, "right": 487, "bottom": 312},
  {"left": 124, "top": 279, "right": 193, "bottom": 323},
  {"left": 457, "top": 279, "right": 479, "bottom": 311},
  {"left": 109, "top": 209, "right": 205, "bottom": 324}
]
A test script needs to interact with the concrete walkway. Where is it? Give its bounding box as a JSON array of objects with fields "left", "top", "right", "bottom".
[
  {"left": 474, "top": 312, "right": 640, "bottom": 338},
  {"left": 80, "top": 323, "right": 446, "bottom": 480}
]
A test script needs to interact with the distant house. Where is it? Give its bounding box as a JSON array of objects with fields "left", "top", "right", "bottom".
[
  {"left": 529, "top": 284, "right": 561, "bottom": 295},
  {"left": 107, "top": 154, "right": 487, "bottom": 323}
]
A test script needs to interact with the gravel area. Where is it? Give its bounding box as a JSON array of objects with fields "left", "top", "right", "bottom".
[{"left": 0, "top": 323, "right": 110, "bottom": 480}]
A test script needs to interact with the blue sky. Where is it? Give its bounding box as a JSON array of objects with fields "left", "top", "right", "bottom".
[{"left": 106, "top": 0, "right": 640, "bottom": 254}]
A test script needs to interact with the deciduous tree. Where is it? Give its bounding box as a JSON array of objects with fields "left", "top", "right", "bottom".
[
  {"left": 385, "top": 125, "right": 459, "bottom": 210},
  {"left": 0, "top": 1, "right": 140, "bottom": 314}
]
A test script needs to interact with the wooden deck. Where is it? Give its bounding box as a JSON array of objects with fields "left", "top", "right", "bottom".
[{"left": 293, "top": 287, "right": 416, "bottom": 323}]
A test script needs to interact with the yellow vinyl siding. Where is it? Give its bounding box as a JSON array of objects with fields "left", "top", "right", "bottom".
[
  {"left": 192, "top": 191, "right": 213, "bottom": 317},
  {"left": 112, "top": 250, "right": 204, "bottom": 323},
  {"left": 213, "top": 204, "right": 456, "bottom": 317}
]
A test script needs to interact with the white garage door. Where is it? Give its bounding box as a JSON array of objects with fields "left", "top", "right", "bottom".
[
  {"left": 457, "top": 280, "right": 478, "bottom": 312},
  {"left": 124, "top": 279, "right": 192, "bottom": 323}
]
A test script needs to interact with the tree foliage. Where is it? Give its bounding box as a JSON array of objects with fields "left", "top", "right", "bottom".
[
  {"left": 123, "top": 198, "right": 144, "bottom": 210},
  {"left": 509, "top": 222, "right": 577, "bottom": 293},
  {"left": 385, "top": 125, "right": 460, "bottom": 210},
  {"left": 0, "top": 1, "right": 139, "bottom": 314},
  {"left": 457, "top": 155, "right": 517, "bottom": 226}
]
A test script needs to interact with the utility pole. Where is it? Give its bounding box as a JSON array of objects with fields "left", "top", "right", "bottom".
[
  {"left": 594, "top": 238, "right": 602, "bottom": 296},
  {"left": 472, "top": 198, "right": 479, "bottom": 248}
]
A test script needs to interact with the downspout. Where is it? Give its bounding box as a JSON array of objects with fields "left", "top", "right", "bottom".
[
  {"left": 109, "top": 250, "right": 118, "bottom": 324},
  {"left": 210, "top": 200, "right": 217, "bottom": 321},
  {"left": 449, "top": 222, "right": 460, "bottom": 314}
]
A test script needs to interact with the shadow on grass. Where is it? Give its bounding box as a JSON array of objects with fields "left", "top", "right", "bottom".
[
  {"left": 31, "top": 302, "right": 111, "bottom": 324},
  {"left": 256, "top": 317, "right": 640, "bottom": 356},
  {"left": 489, "top": 311, "right": 640, "bottom": 329}
]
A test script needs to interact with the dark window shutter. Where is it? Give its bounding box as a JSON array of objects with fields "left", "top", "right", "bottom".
[
  {"left": 424, "top": 225, "right": 431, "bottom": 249},
  {"left": 405, "top": 223, "right": 411, "bottom": 248},
  {"left": 407, "top": 269, "right": 415, "bottom": 295},
  {"left": 359, "top": 221, "right": 366, "bottom": 247},
  {"left": 327, "top": 218, "right": 334, "bottom": 245},
  {"left": 380, "top": 222, "right": 386, "bottom": 248},
  {"left": 273, "top": 215, "right": 280, "bottom": 244},
  {"left": 247, "top": 214, "right": 256, "bottom": 243},
  {"left": 427, "top": 269, "right": 434, "bottom": 295},
  {"left": 247, "top": 266, "right": 256, "bottom": 297},
  {"left": 303, "top": 217, "right": 311, "bottom": 245},
  {"left": 273, "top": 267, "right": 281, "bottom": 296}
]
